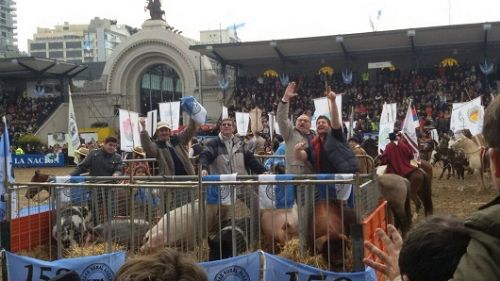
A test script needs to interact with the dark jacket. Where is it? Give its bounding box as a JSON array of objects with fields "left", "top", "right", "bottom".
[
  {"left": 199, "top": 134, "right": 266, "bottom": 175},
  {"left": 452, "top": 195, "right": 500, "bottom": 280},
  {"left": 70, "top": 149, "right": 123, "bottom": 176},
  {"left": 309, "top": 128, "right": 359, "bottom": 174},
  {"left": 140, "top": 120, "right": 196, "bottom": 176}
]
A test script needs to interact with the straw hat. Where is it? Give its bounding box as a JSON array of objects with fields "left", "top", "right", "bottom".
[
  {"left": 157, "top": 121, "right": 171, "bottom": 130},
  {"left": 75, "top": 147, "right": 89, "bottom": 156},
  {"left": 133, "top": 146, "right": 146, "bottom": 157}
]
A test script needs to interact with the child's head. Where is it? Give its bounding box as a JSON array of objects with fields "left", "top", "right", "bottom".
[{"left": 134, "top": 164, "right": 149, "bottom": 176}]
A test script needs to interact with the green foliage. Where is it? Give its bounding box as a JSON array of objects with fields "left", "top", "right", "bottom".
[{"left": 17, "top": 133, "right": 42, "bottom": 149}]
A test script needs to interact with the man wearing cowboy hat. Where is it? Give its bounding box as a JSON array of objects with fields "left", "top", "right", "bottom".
[
  {"left": 139, "top": 117, "right": 197, "bottom": 177},
  {"left": 380, "top": 132, "right": 416, "bottom": 178}
]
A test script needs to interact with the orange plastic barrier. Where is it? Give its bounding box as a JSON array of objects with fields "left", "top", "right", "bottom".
[
  {"left": 10, "top": 210, "right": 53, "bottom": 252},
  {"left": 363, "top": 201, "right": 388, "bottom": 281}
]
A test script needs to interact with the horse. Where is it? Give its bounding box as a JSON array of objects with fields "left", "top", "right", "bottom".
[
  {"left": 377, "top": 174, "right": 412, "bottom": 236},
  {"left": 451, "top": 135, "right": 490, "bottom": 190},
  {"left": 374, "top": 157, "right": 433, "bottom": 218},
  {"left": 361, "top": 138, "right": 379, "bottom": 159},
  {"left": 26, "top": 170, "right": 52, "bottom": 200}
]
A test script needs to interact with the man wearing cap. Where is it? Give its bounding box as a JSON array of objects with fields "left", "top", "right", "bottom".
[
  {"left": 70, "top": 136, "right": 123, "bottom": 177},
  {"left": 139, "top": 118, "right": 197, "bottom": 177},
  {"left": 348, "top": 137, "right": 373, "bottom": 174},
  {"left": 380, "top": 132, "right": 416, "bottom": 178}
]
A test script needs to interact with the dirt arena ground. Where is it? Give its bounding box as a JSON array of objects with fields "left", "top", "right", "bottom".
[{"left": 13, "top": 165, "right": 497, "bottom": 219}]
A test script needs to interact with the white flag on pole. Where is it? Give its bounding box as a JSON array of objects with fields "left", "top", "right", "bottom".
[
  {"left": 222, "top": 106, "right": 229, "bottom": 119},
  {"left": 159, "top": 101, "right": 180, "bottom": 131},
  {"left": 401, "top": 102, "right": 419, "bottom": 158},
  {"left": 235, "top": 112, "right": 250, "bottom": 136},
  {"left": 450, "top": 97, "right": 484, "bottom": 135},
  {"left": 67, "top": 89, "right": 80, "bottom": 164},
  {"left": 311, "top": 95, "right": 342, "bottom": 131},
  {"left": 119, "top": 109, "right": 141, "bottom": 152},
  {"left": 146, "top": 110, "right": 158, "bottom": 137},
  {"left": 378, "top": 103, "right": 397, "bottom": 153}
]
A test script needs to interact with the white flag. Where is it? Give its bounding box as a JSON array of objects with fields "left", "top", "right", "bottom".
[
  {"left": 67, "top": 89, "right": 80, "bottom": 164},
  {"left": 146, "top": 110, "right": 158, "bottom": 137},
  {"left": 119, "top": 109, "right": 141, "bottom": 152},
  {"left": 378, "top": 103, "right": 397, "bottom": 153},
  {"left": 450, "top": 97, "right": 484, "bottom": 135},
  {"left": 235, "top": 112, "right": 250, "bottom": 136},
  {"left": 159, "top": 102, "right": 180, "bottom": 131},
  {"left": 311, "top": 95, "right": 342, "bottom": 130},
  {"left": 401, "top": 102, "right": 419, "bottom": 158},
  {"left": 222, "top": 106, "right": 228, "bottom": 119}
]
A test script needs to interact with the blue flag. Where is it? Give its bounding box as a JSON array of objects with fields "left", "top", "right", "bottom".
[
  {"left": 5, "top": 251, "right": 126, "bottom": 281},
  {"left": 205, "top": 174, "right": 237, "bottom": 205},
  {"left": 258, "top": 174, "right": 295, "bottom": 209},
  {"left": 0, "top": 116, "right": 14, "bottom": 221},
  {"left": 316, "top": 174, "right": 354, "bottom": 207}
]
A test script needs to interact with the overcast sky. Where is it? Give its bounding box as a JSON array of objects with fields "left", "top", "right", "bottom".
[{"left": 17, "top": 0, "right": 500, "bottom": 52}]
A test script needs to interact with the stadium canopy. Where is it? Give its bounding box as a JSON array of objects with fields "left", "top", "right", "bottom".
[
  {"left": 0, "top": 57, "right": 87, "bottom": 79},
  {"left": 190, "top": 22, "right": 500, "bottom": 72}
]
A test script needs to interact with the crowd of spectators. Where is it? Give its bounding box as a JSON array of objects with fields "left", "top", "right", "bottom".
[
  {"left": 229, "top": 64, "right": 498, "bottom": 140},
  {"left": 1, "top": 92, "right": 63, "bottom": 148}
]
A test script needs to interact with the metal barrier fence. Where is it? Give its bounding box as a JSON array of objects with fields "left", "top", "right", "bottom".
[{"left": 5, "top": 171, "right": 382, "bottom": 273}]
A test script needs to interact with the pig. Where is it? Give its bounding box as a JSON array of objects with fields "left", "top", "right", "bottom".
[
  {"left": 141, "top": 200, "right": 199, "bottom": 252},
  {"left": 311, "top": 200, "right": 356, "bottom": 271},
  {"left": 260, "top": 204, "right": 298, "bottom": 248},
  {"left": 52, "top": 206, "right": 92, "bottom": 249},
  {"left": 91, "top": 219, "right": 150, "bottom": 250},
  {"left": 208, "top": 217, "right": 250, "bottom": 260}
]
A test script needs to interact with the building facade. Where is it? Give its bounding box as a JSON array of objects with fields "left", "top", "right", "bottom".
[
  {"left": 0, "top": 0, "right": 18, "bottom": 57},
  {"left": 28, "top": 18, "right": 131, "bottom": 64}
]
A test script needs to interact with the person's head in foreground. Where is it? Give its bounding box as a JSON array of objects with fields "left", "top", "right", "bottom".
[
  {"left": 114, "top": 248, "right": 208, "bottom": 281},
  {"left": 399, "top": 216, "right": 471, "bottom": 281}
]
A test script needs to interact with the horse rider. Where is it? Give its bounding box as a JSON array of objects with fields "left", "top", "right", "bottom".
[
  {"left": 348, "top": 136, "right": 373, "bottom": 174},
  {"left": 380, "top": 132, "right": 417, "bottom": 179}
]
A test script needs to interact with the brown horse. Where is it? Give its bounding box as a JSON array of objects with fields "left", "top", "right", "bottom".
[
  {"left": 377, "top": 174, "right": 412, "bottom": 236},
  {"left": 25, "top": 170, "right": 52, "bottom": 200},
  {"left": 407, "top": 160, "right": 433, "bottom": 217}
]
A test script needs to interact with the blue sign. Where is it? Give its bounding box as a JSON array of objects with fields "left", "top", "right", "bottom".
[
  {"left": 199, "top": 252, "right": 261, "bottom": 281},
  {"left": 13, "top": 153, "right": 65, "bottom": 168},
  {"left": 263, "top": 253, "right": 377, "bottom": 281},
  {"left": 5, "top": 251, "right": 126, "bottom": 281}
]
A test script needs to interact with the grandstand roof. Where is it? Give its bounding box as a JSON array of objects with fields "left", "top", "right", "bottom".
[
  {"left": 0, "top": 57, "right": 87, "bottom": 79},
  {"left": 190, "top": 21, "right": 500, "bottom": 71}
]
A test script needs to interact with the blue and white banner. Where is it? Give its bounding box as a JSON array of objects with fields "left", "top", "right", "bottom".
[
  {"left": 206, "top": 174, "right": 237, "bottom": 205},
  {"left": 258, "top": 174, "right": 295, "bottom": 209},
  {"left": 263, "top": 253, "right": 377, "bottom": 281},
  {"left": 181, "top": 96, "right": 207, "bottom": 125},
  {"left": 199, "top": 252, "right": 261, "bottom": 281},
  {"left": 54, "top": 176, "right": 87, "bottom": 204},
  {"left": 5, "top": 251, "right": 126, "bottom": 281},
  {"left": 13, "top": 153, "right": 65, "bottom": 168},
  {"left": 316, "top": 174, "right": 354, "bottom": 204}
]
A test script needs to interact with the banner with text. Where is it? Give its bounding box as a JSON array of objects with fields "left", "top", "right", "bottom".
[
  {"left": 263, "top": 253, "right": 377, "bottom": 281},
  {"left": 13, "top": 153, "right": 65, "bottom": 168},
  {"left": 199, "top": 252, "right": 261, "bottom": 281},
  {"left": 5, "top": 251, "right": 126, "bottom": 281}
]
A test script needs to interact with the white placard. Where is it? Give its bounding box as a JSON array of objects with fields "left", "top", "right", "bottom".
[
  {"left": 235, "top": 112, "right": 250, "bottom": 136},
  {"left": 119, "top": 109, "right": 141, "bottom": 152},
  {"left": 159, "top": 101, "right": 180, "bottom": 131}
]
